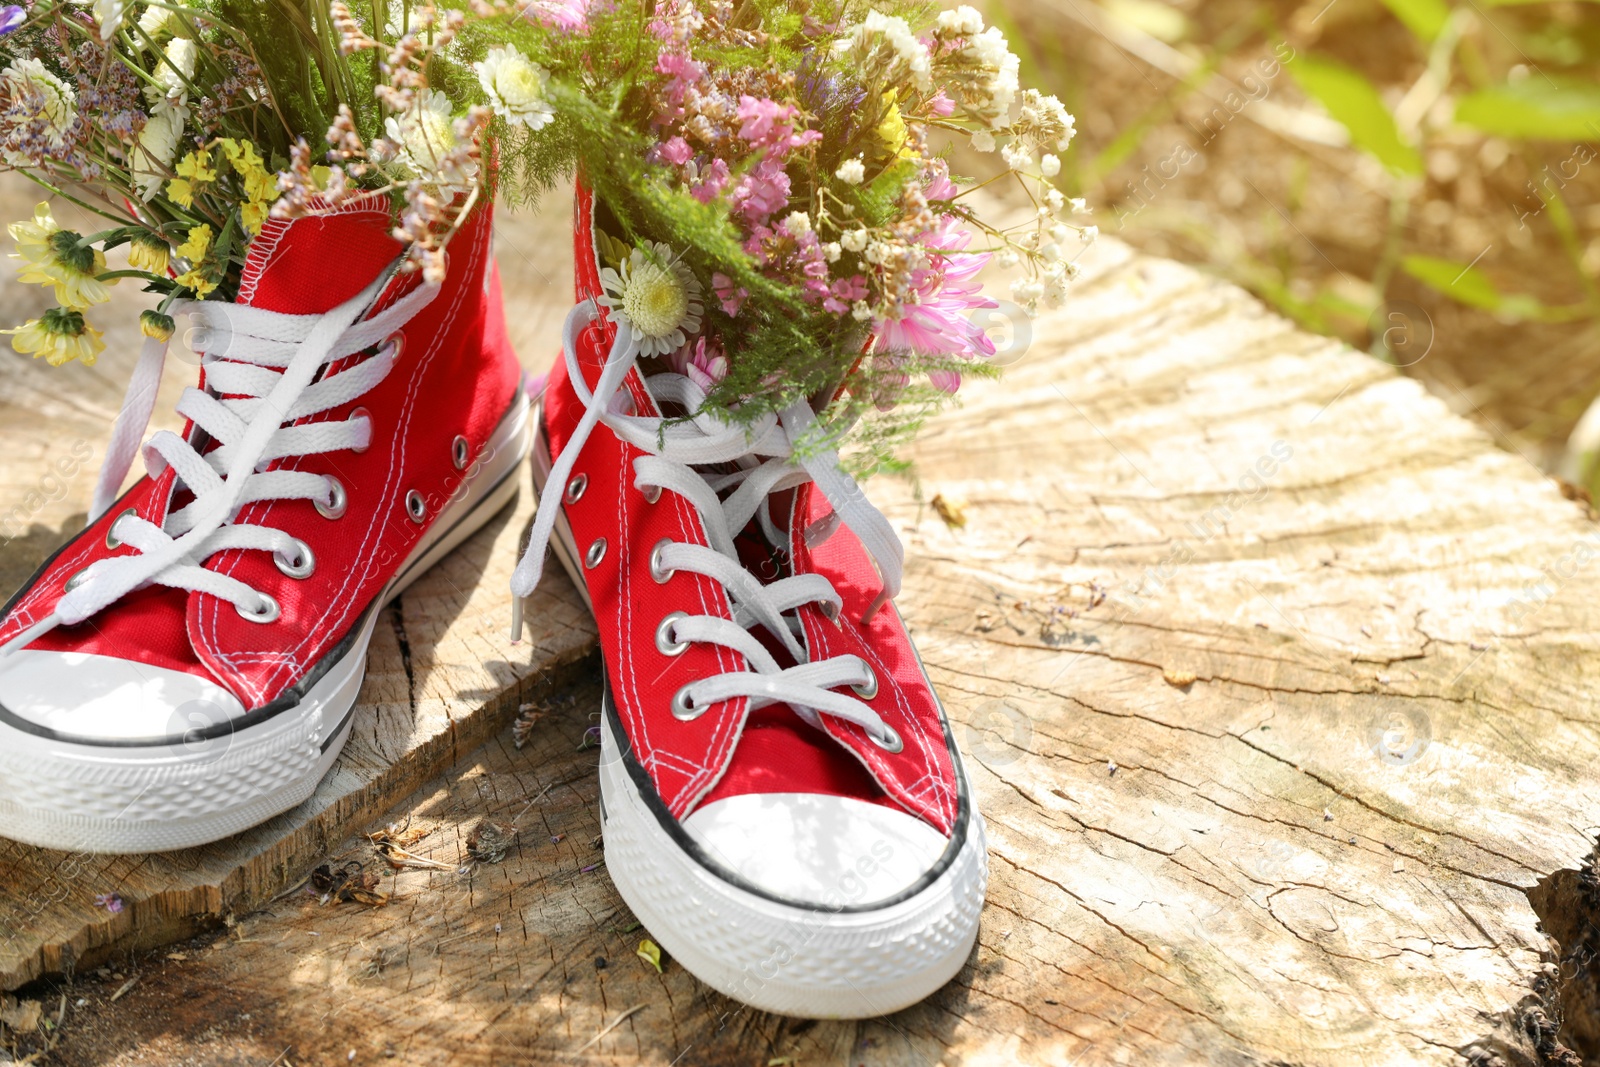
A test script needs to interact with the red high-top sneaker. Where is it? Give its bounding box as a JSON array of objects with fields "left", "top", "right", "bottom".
[
  {"left": 0, "top": 198, "right": 528, "bottom": 853},
  {"left": 511, "top": 184, "right": 987, "bottom": 1019}
]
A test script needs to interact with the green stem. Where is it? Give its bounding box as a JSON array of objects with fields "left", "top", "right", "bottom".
[
  {"left": 17, "top": 173, "right": 131, "bottom": 228},
  {"left": 95, "top": 269, "right": 168, "bottom": 283}
]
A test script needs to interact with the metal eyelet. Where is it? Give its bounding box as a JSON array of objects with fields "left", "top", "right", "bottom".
[
  {"left": 818, "top": 600, "right": 841, "bottom": 622},
  {"left": 64, "top": 569, "right": 90, "bottom": 593},
  {"left": 406, "top": 490, "right": 427, "bottom": 523},
  {"left": 451, "top": 435, "right": 470, "bottom": 471},
  {"left": 649, "top": 539, "right": 675, "bottom": 584},
  {"left": 642, "top": 484, "right": 662, "bottom": 504},
  {"left": 852, "top": 662, "right": 879, "bottom": 700},
  {"left": 655, "top": 611, "right": 690, "bottom": 656},
  {"left": 565, "top": 473, "right": 588, "bottom": 505},
  {"left": 868, "top": 725, "right": 904, "bottom": 753},
  {"left": 316, "top": 476, "right": 348, "bottom": 520},
  {"left": 671, "top": 684, "right": 705, "bottom": 721},
  {"left": 105, "top": 507, "right": 137, "bottom": 550},
  {"left": 274, "top": 538, "right": 315, "bottom": 579},
  {"left": 585, "top": 537, "right": 607, "bottom": 568},
  {"left": 350, "top": 406, "right": 373, "bottom": 453},
  {"left": 383, "top": 332, "right": 405, "bottom": 360},
  {"left": 237, "top": 592, "right": 280, "bottom": 623}
]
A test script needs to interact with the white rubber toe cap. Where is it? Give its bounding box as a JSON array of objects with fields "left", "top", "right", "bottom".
[
  {"left": 0, "top": 649, "right": 245, "bottom": 743},
  {"left": 682, "top": 792, "right": 951, "bottom": 907}
]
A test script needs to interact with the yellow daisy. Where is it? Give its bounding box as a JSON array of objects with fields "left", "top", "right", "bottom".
[
  {"left": 7, "top": 307, "right": 105, "bottom": 367},
  {"left": 7, "top": 202, "right": 58, "bottom": 265},
  {"left": 167, "top": 148, "right": 217, "bottom": 209},
  {"left": 127, "top": 232, "right": 171, "bottom": 275},
  {"left": 140, "top": 309, "right": 175, "bottom": 341},
  {"left": 175, "top": 223, "right": 211, "bottom": 263},
  {"left": 174, "top": 266, "right": 217, "bottom": 297}
]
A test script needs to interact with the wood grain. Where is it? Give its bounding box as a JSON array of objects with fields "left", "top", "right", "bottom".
[{"left": 4, "top": 191, "right": 1600, "bottom": 1066}]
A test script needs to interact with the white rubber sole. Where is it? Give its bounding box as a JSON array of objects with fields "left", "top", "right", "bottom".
[
  {"left": 531, "top": 418, "right": 988, "bottom": 1018},
  {"left": 0, "top": 395, "right": 531, "bottom": 854}
]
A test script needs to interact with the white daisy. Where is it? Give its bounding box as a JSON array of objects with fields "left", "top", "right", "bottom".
[
  {"left": 597, "top": 241, "right": 704, "bottom": 358},
  {"left": 475, "top": 45, "right": 555, "bottom": 130},
  {"left": 130, "top": 105, "right": 183, "bottom": 201},
  {"left": 137, "top": 3, "right": 177, "bottom": 43},
  {"left": 384, "top": 88, "right": 477, "bottom": 192},
  {"left": 92, "top": 0, "right": 128, "bottom": 40}
]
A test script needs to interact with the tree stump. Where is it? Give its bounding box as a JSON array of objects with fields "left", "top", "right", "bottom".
[{"left": 3, "top": 196, "right": 1599, "bottom": 1066}]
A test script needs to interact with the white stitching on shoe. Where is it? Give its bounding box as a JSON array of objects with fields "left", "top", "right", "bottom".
[{"left": 208, "top": 220, "right": 483, "bottom": 703}]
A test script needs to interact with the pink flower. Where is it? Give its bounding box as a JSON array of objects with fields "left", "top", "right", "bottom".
[
  {"left": 870, "top": 222, "right": 997, "bottom": 394},
  {"left": 926, "top": 91, "right": 956, "bottom": 118},
  {"left": 736, "top": 96, "right": 796, "bottom": 150},
  {"left": 691, "top": 158, "right": 731, "bottom": 203},
  {"left": 922, "top": 160, "right": 959, "bottom": 202},
  {"left": 520, "top": 0, "right": 591, "bottom": 32},
  {"left": 664, "top": 336, "right": 729, "bottom": 394},
  {"left": 730, "top": 157, "right": 790, "bottom": 225},
  {"left": 734, "top": 96, "right": 822, "bottom": 157},
  {"left": 657, "top": 136, "right": 693, "bottom": 166},
  {"left": 656, "top": 53, "right": 705, "bottom": 83},
  {"left": 712, "top": 272, "right": 748, "bottom": 316},
  {"left": 824, "top": 274, "right": 868, "bottom": 314}
]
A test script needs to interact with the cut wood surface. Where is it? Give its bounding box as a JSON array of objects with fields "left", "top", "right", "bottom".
[{"left": 3, "top": 187, "right": 1600, "bottom": 1067}]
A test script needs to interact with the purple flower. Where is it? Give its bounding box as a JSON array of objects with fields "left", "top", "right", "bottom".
[
  {"left": 0, "top": 6, "right": 25, "bottom": 35},
  {"left": 94, "top": 892, "right": 125, "bottom": 914}
]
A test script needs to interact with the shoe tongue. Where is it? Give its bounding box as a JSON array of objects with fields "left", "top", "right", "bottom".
[{"left": 237, "top": 197, "right": 403, "bottom": 314}]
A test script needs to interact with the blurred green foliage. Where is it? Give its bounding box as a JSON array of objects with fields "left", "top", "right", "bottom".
[{"left": 999, "top": 0, "right": 1600, "bottom": 484}]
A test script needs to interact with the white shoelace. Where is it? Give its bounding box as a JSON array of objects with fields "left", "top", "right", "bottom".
[
  {"left": 511, "top": 301, "right": 906, "bottom": 748},
  {"left": 0, "top": 265, "right": 438, "bottom": 658}
]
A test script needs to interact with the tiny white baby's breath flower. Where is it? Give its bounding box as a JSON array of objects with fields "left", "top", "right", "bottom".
[
  {"left": 841, "top": 228, "right": 870, "bottom": 253},
  {"left": 1040, "top": 153, "right": 1061, "bottom": 177},
  {"left": 835, "top": 157, "right": 865, "bottom": 185},
  {"left": 935, "top": 5, "right": 984, "bottom": 36},
  {"left": 851, "top": 300, "right": 873, "bottom": 322},
  {"left": 784, "top": 211, "right": 811, "bottom": 235},
  {"left": 823, "top": 242, "right": 842, "bottom": 263},
  {"left": 970, "top": 129, "right": 995, "bottom": 153}
]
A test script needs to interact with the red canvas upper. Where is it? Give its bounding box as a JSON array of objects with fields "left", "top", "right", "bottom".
[
  {"left": 545, "top": 182, "right": 959, "bottom": 834},
  {"left": 0, "top": 198, "right": 522, "bottom": 710}
]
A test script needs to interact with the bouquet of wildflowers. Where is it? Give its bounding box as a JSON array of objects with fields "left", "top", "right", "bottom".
[
  {"left": 465, "top": 0, "right": 1090, "bottom": 467},
  {"left": 0, "top": 0, "right": 497, "bottom": 367},
  {"left": 1, "top": 0, "right": 1085, "bottom": 466}
]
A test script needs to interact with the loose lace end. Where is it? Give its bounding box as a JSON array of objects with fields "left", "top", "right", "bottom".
[{"left": 0, "top": 613, "right": 61, "bottom": 660}]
